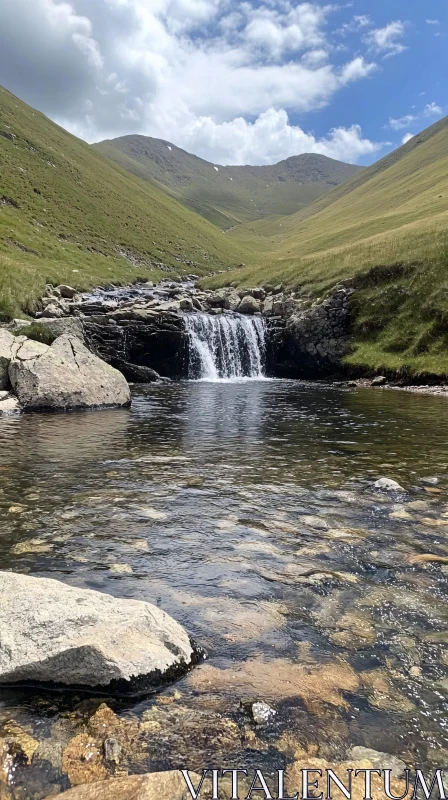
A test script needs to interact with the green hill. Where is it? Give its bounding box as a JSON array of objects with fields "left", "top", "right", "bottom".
[
  {"left": 94, "top": 135, "right": 362, "bottom": 231},
  {"left": 0, "top": 86, "right": 248, "bottom": 319},
  {"left": 208, "top": 116, "right": 448, "bottom": 377}
]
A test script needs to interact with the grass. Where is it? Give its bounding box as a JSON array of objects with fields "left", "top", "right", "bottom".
[
  {"left": 2, "top": 82, "right": 448, "bottom": 378},
  {"left": 204, "top": 115, "right": 448, "bottom": 377},
  {"left": 13, "top": 322, "right": 56, "bottom": 345},
  {"left": 94, "top": 136, "right": 360, "bottom": 231},
  {"left": 0, "top": 86, "right": 248, "bottom": 319}
]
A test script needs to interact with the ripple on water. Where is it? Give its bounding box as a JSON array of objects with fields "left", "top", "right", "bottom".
[{"left": 1, "top": 381, "right": 448, "bottom": 796}]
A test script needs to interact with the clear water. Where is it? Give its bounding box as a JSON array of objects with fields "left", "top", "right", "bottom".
[
  {"left": 184, "top": 312, "right": 267, "bottom": 380},
  {"left": 1, "top": 381, "right": 448, "bottom": 796}
]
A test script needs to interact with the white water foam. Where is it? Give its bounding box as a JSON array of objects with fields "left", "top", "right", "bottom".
[{"left": 184, "top": 313, "right": 267, "bottom": 381}]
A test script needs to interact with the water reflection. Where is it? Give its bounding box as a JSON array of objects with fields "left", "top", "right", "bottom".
[{"left": 1, "top": 381, "right": 448, "bottom": 796}]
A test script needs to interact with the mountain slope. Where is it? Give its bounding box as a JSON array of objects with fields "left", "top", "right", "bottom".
[
  {"left": 208, "top": 116, "right": 448, "bottom": 376},
  {"left": 0, "top": 86, "right": 248, "bottom": 319},
  {"left": 94, "top": 135, "right": 362, "bottom": 230}
]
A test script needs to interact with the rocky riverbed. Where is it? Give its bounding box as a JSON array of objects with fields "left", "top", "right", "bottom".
[{"left": 1, "top": 380, "right": 448, "bottom": 798}]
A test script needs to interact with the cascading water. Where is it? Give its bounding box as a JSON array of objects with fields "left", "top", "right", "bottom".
[{"left": 184, "top": 313, "right": 267, "bottom": 380}]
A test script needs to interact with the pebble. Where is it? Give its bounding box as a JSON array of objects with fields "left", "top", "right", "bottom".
[{"left": 251, "top": 701, "right": 276, "bottom": 725}]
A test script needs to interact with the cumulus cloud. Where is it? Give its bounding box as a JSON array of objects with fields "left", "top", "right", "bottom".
[
  {"left": 0, "top": 0, "right": 383, "bottom": 164},
  {"left": 401, "top": 133, "right": 414, "bottom": 144},
  {"left": 164, "top": 108, "right": 384, "bottom": 165},
  {"left": 364, "top": 20, "right": 408, "bottom": 58},
  {"left": 388, "top": 102, "right": 443, "bottom": 131}
]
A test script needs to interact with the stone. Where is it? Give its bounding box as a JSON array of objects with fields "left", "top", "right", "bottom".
[
  {"left": 9, "top": 334, "right": 131, "bottom": 410},
  {"left": 179, "top": 297, "right": 193, "bottom": 311},
  {"left": 43, "top": 771, "right": 210, "bottom": 800},
  {"left": 238, "top": 295, "right": 260, "bottom": 314},
  {"left": 251, "top": 701, "right": 276, "bottom": 725},
  {"left": 41, "top": 302, "right": 65, "bottom": 318},
  {"left": 348, "top": 747, "right": 406, "bottom": 777},
  {"left": 223, "top": 291, "right": 241, "bottom": 312},
  {"left": 56, "top": 284, "right": 78, "bottom": 299},
  {"left": 0, "top": 328, "right": 14, "bottom": 389},
  {"left": 0, "top": 394, "right": 21, "bottom": 414},
  {"left": 0, "top": 571, "right": 201, "bottom": 694},
  {"left": 34, "top": 316, "right": 85, "bottom": 342},
  {"left": 373, "top": 477, "right": 405, "bottom": 492},
  {"left": 103, "top": 737, "right": 122, "bottom": 765},
  {"left": 371, "top": 375, "right": 387, "bottom": 386},
  {"left": 115, "top": 360, "right": 162, "bottom": 383},
  {"left": 300, "top": 515, "right": 329, "bottom": 530}
]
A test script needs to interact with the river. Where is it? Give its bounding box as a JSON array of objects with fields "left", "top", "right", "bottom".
[{"left": 1, "top": 380, "right": 448, "bottom": 796}]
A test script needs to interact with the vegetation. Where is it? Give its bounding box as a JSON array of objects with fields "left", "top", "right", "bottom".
[
  {"left": 205, "top": 115, "right": 448, "bottom": 377},
  {"left": 2, "top": 82, "right": 448, "bottom": 377},
  {"left": 94, "top": 135, "right": 361, "bottom": 231},
  {"left": 12, "top": 322, "right": 56, "bottom": 345},
  {"left": 0, "top": 86, "right": 247, "bottom": 319}
]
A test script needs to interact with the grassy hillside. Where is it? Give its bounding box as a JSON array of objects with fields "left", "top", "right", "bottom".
[
  {"left": 207, "top": 116, "right": 448, "bottom": 377},
  {"left": 94, "top": 135, "right": 361, "bottom": 230},
  {"left": 0, "top": 87, "right": 248, "bottom": 319}
]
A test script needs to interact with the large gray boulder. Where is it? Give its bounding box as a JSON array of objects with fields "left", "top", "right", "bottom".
[
  {"left": 238, "top": 295, "right": 261, "bottom": 314},
  {"left": 0, "top": 572, "right": 200, "bottom": 694},
  {"left": 0, "top": 328, "right": 14, "bottom": 389},
  {"left": 9, "top": 334, "right": 131, "bottom": 410},
  {"left": 0, "top": 330, "right": 48, "bottom": 389},
  {"left": 34, "top": 316, "right": 85, "bottom": 342}
]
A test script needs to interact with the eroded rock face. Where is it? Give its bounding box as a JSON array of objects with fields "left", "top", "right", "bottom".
[
  {"left": 9, "top": 334, "right": 130, "bottom": 410},
  {"left": 34, "top": 316, "right": 85, "bottom": 342},
  {"left": 0, "top": 328, "right": 14, "bottom": 389},
  {"left": 0, "top": 572, "right": 201, "bottom": 694},
  {"left": 274, "top": 286, "right": 355, "bottom": 377}
]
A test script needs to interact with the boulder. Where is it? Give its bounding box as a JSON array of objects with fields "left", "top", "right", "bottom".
[
  {"left": 223, "top": 291, "right": 241, "bottom": 312},
  {"left": 373, "top": 477, "right": 405, "bottom": 492},
  {"left": 179, "top": 297, "right": 193, "bottom": 311},
  {"left": 0, "top": 328, "right": 14, "bottom": 389},
  {"left": 0, "top": 572, "right": 201, "bottom": 694},
  {"left": 56, "top": 284, "right": 78, "bottom": 299},
  {"left": 9, "top": 334, "right": 131, "bottom": 410},
  {"left": 34, "top": 317, "right": 85, "bottom": 342},
  {"left": 43, "top": 771, "right": 210, "bottom": 800},
  {"left": 115, "top": 360, "right": 163, "bottom": 383},
  {"left": 238, "top": 295, "right": 260, "bottom": 314},
  {"left": 0, "top": 393, "right": 21, "bottom": 414},
  {"left": 41, "top": 302, "right": 65, "bottom": 318},
  {"left": 371, "top": 375, "right": 387, "bottom": 386}
]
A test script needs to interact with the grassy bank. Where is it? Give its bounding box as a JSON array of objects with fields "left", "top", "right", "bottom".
[
  {"left": 0, "top": 87, "right": 248, "bottom": 319},
  {"left": 204, "top": 115, "right": 448, "bottom": 378}
]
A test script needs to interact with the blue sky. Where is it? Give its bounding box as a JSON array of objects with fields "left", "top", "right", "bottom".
[{"left": 0, "top": 0, "right": 446, "bottom": 165}]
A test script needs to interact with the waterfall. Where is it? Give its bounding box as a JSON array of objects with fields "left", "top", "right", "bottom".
[{"left": 184, "top": 313, "right": 267, "bottom": 381}]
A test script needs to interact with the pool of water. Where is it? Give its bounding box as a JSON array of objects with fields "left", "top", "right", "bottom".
[{"left": 1, "top": 380, "right": 448, "bottom": 796}]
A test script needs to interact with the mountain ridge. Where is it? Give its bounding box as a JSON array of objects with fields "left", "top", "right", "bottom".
[{"left": 93, "top": 134, "right": 363, "bottom": 230}]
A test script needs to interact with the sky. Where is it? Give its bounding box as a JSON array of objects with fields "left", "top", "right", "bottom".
[{"left": 0, "top": 0, "right": 446, "bottom": 166}]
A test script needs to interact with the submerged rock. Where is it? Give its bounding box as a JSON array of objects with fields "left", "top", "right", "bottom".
[
  {"left": 0, "top": 572, "right": 201, "bottom": 695},
  {"left": 43, "top": 771, "right": 211, "bottom": 800},
  {"left": 251, "top": 701, "right": 276, "bottom": 725},
  {"left": 9, "top": 334, "right": 131, "bottom": 410},
  {"left": 373, "top": 477, "right": 404, "bottom": 492}
]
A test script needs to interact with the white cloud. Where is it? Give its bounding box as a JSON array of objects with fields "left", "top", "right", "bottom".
[
  {"left": 424, "top": 102, "right": 442, "bottom": 116},
  {"left": 0, "top": 0, "right": 381, "bottom": 165},
  {"left": 425, "top": 19, "right": 439, "bottom": 25},
  {"left": 388, "top": 113, "right": 416, "bottom": 131},
  {"left": 364, "top": 20, "right": 408, "bottom": 58},
  {"left": 169, "top": 108, "right": 384, "bottom": 165},
  {"left": 338, "top": 14, "right": 372, "bottom": 35},
  {"left": 388, "top": 101, "right": 443, "bottom": 133},
  {"left": 401, "top": 133, "right": 414, "bottom": 144}
]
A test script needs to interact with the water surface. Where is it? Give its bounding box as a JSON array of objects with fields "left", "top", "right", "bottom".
[{"left": 1, "top": 381, "right": 448, "bottom": 796}]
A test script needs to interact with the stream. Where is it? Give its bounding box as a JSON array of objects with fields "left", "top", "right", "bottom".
[{"left": 1, "top": 380, "right": 448, "bottom": 796}]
